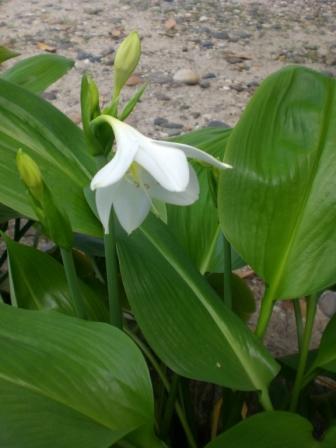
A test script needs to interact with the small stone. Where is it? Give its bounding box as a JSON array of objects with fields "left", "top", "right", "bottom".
[
  {"left": 164, "top": 18, "right": 176, "bottom": 30},
  {"left": 36, "top": 42, "right": 56, "bottom": 53},
  {"left": 231, "top": 83, "right": 245, "bottom": 92},
  {"left": 155, "top": 93, "right": 171, "bottom": 101},
  {"left": 203, "top": 72, "right": 216, "bottom": 79},
  {"left": 207, "top": 120, "right": 230, "bottom": 129},
  {"left": 164, "top": 122, "right": 183, "bottom": 129},
  {"left": 200, "top": 80, "right": 210, "bottom": 89},
  {"left": 126, "top": 74, "right": 142, "bottom": 86},
  {"left": 319, "top": 290, "right": 336, "bottom": 317},
  {"left": 173, "top": 68, "right": 200, "bottom": 85},
  {"left": 77, "top": 51, "right": 101, "bottom": 63},
  {"left": 154, "top": 117, "right": 169, "bottom": 127},
  {"left": 43, "top": 90, "right": 58, "bottom": 101},
  {"left": 223, "top": 52, "right": 250, "bottom": 64},
  {"left": 199, "top": 16, "right": 208, "bottom": 22},
  {"left": 110, "top": 29, "right": 123, "bottom": 39},
  {"left": 201, "top": 41, "right": 214, "bottom": 49},
  {"left": 212, "top": 31, "right": 229, "bottom": 40}
]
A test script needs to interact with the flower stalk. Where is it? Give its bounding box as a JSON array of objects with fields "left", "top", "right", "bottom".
[{"left": 289, "top": 293, "right": 318, "bottom": 411}]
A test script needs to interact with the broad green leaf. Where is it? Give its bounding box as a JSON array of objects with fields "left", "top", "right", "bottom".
[
  {"left": 307, "top": 313, "right": 336, "bottom": 377},
  {"left": 4, "top": 236, "right": 108, "bottom": 321},
  {"left": 117, "top": 214, "right": 279, "bottom": 398},
  {"left": 0, "top": 78, "right": 101, "bottom": 236},
  {"left": 218, "top": 66, "right": 336, "bottom": 299},
  {"left": 0, "top": 304, "right": 159, "bottom": 448},
  {"left": 1, "top": 54, "right": 74, "bottom": 93},
  {"left": 167, "top": 127, "right": 244, "bottom": 274},
  {"left": 206, "top": 411, "right": 336, "bottom": 448},
  {"left": 0, "top": 46, "right": 19, "bottom": 64}
]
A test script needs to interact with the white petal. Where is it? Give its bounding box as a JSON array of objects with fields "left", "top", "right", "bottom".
[
  {"left": 95, "top": 182, "right": 122, "bottom": 233},
  {"left": 113, "top": 179, "right": 151, "bottom": 234},
  {"left": 135, "top": 139, "right": 190, "bottom": 192},
  {"left": 143, "top": 165, "right": 200, "bottom": 206},
  {"left": 90, "top": 117, "right": 140, "bottom": 190},
  {"left": 156, "top": 140, "right": 231, "bottom": 170}
]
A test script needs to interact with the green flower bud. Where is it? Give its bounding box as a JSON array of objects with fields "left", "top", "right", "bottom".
[
  {"left": 16, "top": 149, "right": 43, "bottom": 202},
  {"left": 16, "top": 149, "right": 73, "bottom": 249},
  {"left": 113, "top": 31, "right": 141, "bottom": 97},
  {"left": 80, "top": 73, "right": 104, "bottom": 156}
]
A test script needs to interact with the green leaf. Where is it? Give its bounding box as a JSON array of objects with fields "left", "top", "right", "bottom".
[
  {"left": 0, "top": 304, "right": 159, "bottom": 448},
  {"left": 306, "top": 313, "right": 336, "bottom": 377},
  {"left": 1, "top": 54, "right": 74, "bottom": 93},
  {"left": 117, "top": 215, "right": 279, "bottom": 397},
  {"left": 0, "top": 78, "right": 101, "bottom": 236},
  {"left": 167, "top": 127, "right": 244, "bottom": 274},
  {"left": 119, "top": 83, "right": 147, "bottom": 121},
  {"left": 206, "top": 411, "right": 336, "bottom": 448},
  {"left": 0, "top": 46, "right": 19, "bottom": 64},
  {"left": 4, "top": 235, "right": 108, "bottom": 321},
  {"left": 218, "top": 66, "right": 336, "bottom": 300}
]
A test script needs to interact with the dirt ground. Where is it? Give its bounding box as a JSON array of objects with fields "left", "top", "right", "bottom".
[{"left": 2, "top": 0, "right": 336, "bottom": 356}]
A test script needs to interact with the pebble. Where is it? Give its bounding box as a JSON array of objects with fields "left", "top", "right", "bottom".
[
  {"left": 153, "top": 117, "right": 183, "bottom": 129},
  {"left": 164, "top": 121, "right": 184, "bottom": 129},
  {"left": 43, "top": 90, "right": 58, "bottom": 101},
  {"left": 207, "top": 120, "right": 230, "bottom": 128},
  {"left": 173, "top": 68, "right": 200, "bottom": 85},
  {"left": 77, "top": 51, "right": 101, "bottom": 63},
  {"left": 201, "top": 41, "right": 214, "bottom": 49},
  {"left": 200, "top": 80, "right": 210, "bottom": 89},
  {"left": 319, "top": 291, "right": 336, "bottom": 317},
  {"left": 203, "top": 73, "right": 216, "bottom": 79},
  {"left": 154, "top": 117, "right": 168, "bottom": 127},
  {"left": 212, "top": 31, "right": 230, "bottom": 40}
]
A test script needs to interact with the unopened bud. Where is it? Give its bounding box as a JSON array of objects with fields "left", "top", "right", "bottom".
[
  {"left": 16, "top": 149, "right": 43, "bottom": 201},
  {"left": 113, "top": 31, "right": 141, "bottom": 97}
]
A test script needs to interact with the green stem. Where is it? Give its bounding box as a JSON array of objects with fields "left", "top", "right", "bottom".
[
  {"left": 161, "top": 373, "right": 180, "bottom": 438},
  {"left": 289, "top": 293, "right": 318, "bottom": 411},
  {"left": 260, "top": 389, "right": 274, "bottom": 411},
  {"left": 104, "top": 214, "right": 122, "bottom": 329},
  {"left": 223, "top": 235, "right": 232, "bottom": 308},
  {"left": 293, "top": 299, "right": 304, "bottom": 352},
  {"left": 60, "top": 248, "right": 86, "bottom": 319},
  {"left": 127, "top": 330, "right": 197, "bottom": 448},
  {"left": 255, "top": 286, "right": 275, "bottom": 340}
]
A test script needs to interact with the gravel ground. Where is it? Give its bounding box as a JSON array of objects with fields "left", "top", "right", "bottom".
[{"left": 2, "top": 0, "right": 336, "bottom": 355}]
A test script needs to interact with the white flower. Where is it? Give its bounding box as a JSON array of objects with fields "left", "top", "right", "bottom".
[{"left": 90, "top": 116, "right": 231, "bottom": 234}]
